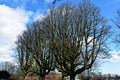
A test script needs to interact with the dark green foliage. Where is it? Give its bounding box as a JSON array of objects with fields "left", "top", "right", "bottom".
[{"left": 0, "top": 70, "right": 10, "bottom": 79}]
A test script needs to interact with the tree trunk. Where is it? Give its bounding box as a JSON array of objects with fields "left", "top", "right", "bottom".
[
  {"left": 38, "top": 75, "right": 41, "bottom": 80},
  {"left": 62, "top": 74, "right": 66, "bottom": 80},
  {"left": 70, "top": 75, "right": 75, "bottom": 80},
  {"left": 41, "top": 76, "right": 45, "bottom": 80}
]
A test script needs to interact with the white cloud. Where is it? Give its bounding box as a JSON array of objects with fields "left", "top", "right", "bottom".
[
  {"left": 103, "top": 51, "right": 120, "bottom": 62},
  {"left": 0, "top": 5, "right": 32, "bottom": 62}
]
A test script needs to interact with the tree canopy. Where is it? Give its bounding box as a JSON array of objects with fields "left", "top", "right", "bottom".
[
  {"left": 16, "top": 0, "right": 110, "bottom": 80},
  {"left": 42, "top": 1, "right": 110, "bottom": 80}
]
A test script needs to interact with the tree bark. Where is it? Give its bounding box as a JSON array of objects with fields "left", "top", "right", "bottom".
[
  {"left": 38, "top": 75, "right": 41, "bottom": 80},
  {"left": 70, "top": 75, "right": 75, "bottom": 80},
  {"left": 41, "top": 76, "right": 45, "bottom": 80},
  {"left": 62, "top": 75, "right": 66, "bottom": 80}
]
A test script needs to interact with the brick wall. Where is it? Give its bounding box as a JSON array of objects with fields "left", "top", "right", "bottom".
[{"left": 26, "top": 73, "right": 62, "bottom": 80}]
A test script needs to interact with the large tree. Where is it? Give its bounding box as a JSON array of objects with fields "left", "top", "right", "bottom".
[
  {"left": 16, "top": 21, "right": 55, "bottom": 80},
  {"left": 42, "top": 0, "right": 110, "bottom": 80}
]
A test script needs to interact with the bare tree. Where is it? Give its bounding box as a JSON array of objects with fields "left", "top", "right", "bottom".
[
  {"left": 114, "top": 10, "right": 120, "bottom": 28},
  {"left": 113, "top": 10, "right": 120, "bottom": 43},
  {"left": 16, "top": 28, "right": 34, "bottom": 79},
  {"left": 43, "top": 0, "right": 110, "bottom": 80},
  {"left": 0, "top": 62, "right": 17, "bottom": 74},
  {"left": 29, "top": 21, "right": 55, "bottom": 80},
  {"left": 78, "top": 62, "right": 99, "bottom": 80},
  {"left": 16, "top": 21, "right": 55, "bottom": 80}
]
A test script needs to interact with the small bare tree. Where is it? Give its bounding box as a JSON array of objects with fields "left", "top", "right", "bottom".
[
  {"left": 113, "top": 10, "right": 120, "bottom": 43},
  {"left": 16, "top": 28, "right": 34, "bottom": 79},
  {"left": 29, "top": 21, "right": 55, "bottom": 80},
  {"left": 0, "top": 62, "right": 17, "bottom": 74}
]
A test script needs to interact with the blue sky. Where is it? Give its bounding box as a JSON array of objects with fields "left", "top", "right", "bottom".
[{"left": 0, "top": 0, "right": 120, "bottom": 75}]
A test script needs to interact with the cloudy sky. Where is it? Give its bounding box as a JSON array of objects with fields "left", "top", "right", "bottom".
[{"left": 0, "top": 0, "right": 120, "bottom": 74}]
